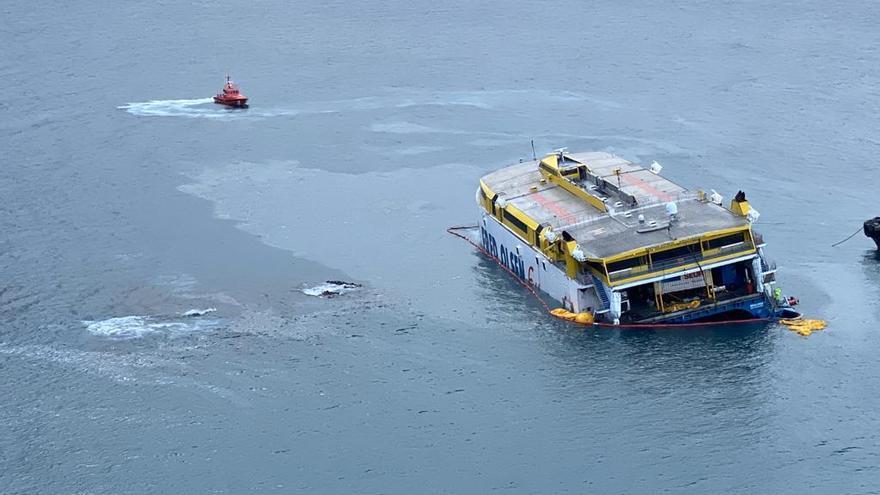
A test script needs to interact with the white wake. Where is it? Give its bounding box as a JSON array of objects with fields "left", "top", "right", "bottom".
[
  {"left": 118, "top": 97, "right": 226, "bottom": 118},
  {"left": 83, "top": 313, "right": 218, "bottom": 339}
]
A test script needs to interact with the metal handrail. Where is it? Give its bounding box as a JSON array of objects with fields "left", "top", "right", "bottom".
[{"left": 608, "top": 243, "right": 755, "bottom": 282}]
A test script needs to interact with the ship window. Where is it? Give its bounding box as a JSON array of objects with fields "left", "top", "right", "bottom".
[
  {"left": 504, "top": 210, "right": 529, "bottom": 234},
  {"left": 479, "top": 188, "right": 489, "bottom": 210},
  {"left": 652, "top": 243, "right": 700, "bottom": 264},
  {"left": 607, "top": 256, "right": 647, "bottom": 273},
  {"left": 540, "top": 163, "right": 559, "bottom": 176},
  {"left": 704, "top": 232, "right": 746, "bottom": 250},
  {"left": 584, "top": 261, "right": 605, "bottom": 276}
]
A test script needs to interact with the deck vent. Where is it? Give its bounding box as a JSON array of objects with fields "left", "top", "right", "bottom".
[
  {"left": 614, "top": 201, "right": 623, "bottom": 208},
  {"left": 638, "top": 214, "right": 645, "bottom": 224},
  {"left": 747, "top": 208, "right": 761, "bottom": 224},
  {"left": 665, "top": 202, "right": 678, "bottom": 222}
]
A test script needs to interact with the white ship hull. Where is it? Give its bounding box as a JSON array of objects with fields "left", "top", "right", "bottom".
[{"left": 479, "top": 211, "right": 603, "bottom": 314}]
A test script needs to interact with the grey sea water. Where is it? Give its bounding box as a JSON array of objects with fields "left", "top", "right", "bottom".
[{"left": 3, "top": 0, "right": 880, "bottom": 493}]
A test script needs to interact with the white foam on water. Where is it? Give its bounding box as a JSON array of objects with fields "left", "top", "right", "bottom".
[
  {"left": 0, "top": 343, "right": 240, "bottom": 400},
  {"left": 83, "top": 316, "right": 168, "bottom": 339},
  {"left": 395, "top": 145, "right": 446, "bottom": 156},
  {"left": 181, "top": 307, "right": 217, "bottom": 317},
  {"left": 394, "top": 96, "right": 491, "bottom": 109},
  {"left": 369, "top": 121, "right": 454, "bottom": 134},
  {"left": 84, "top": 316, "right": 160, "bottom": 339},
  {"left": 118, "top": 97, "right": 218, "bottom": 118},
  {"left": 83, "top": 315, "right": 217, "bottom": 339},
  {"left": 0, "top": 343, "right": 165, "bottom": 383},
  {"left": 388, "top": 89, "right": 619, "bottom": 110},
  {"left": 117, "top": 89, "right": 619, "bottom": 121},
  {"left": 117, "top": 98, "right": 335, "bottom": 120},
  {"left": 302, "top": 281, "right": 361, "bottom": 297}
]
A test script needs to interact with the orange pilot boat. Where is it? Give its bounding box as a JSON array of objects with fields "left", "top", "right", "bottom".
[{"left": 213, "top": 75, "right": 248, "bottom": 108}]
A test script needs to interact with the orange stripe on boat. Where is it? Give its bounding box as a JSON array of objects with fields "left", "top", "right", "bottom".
[
  {"left": 617, "top": 172, "right": 673, "bottom": 202},
  {"left": 531, "top": 191, "right": 576, "bottom": 223}
]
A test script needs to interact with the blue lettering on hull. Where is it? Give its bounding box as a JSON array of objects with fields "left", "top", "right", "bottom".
[{"left": 481, "top": 227, "right": 525, "bottom": 280}]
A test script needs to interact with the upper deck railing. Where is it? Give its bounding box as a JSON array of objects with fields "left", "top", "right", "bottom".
[{"left": 606, "top": 241, "right": 755, "bottom": 284}]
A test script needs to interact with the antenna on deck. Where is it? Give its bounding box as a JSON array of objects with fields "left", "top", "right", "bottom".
[
  {"left": 553, "top": 147, "right": 568, "bottom": 163},
  {"left": 530, "top": 140, "right": 537, "bottom": 161}
]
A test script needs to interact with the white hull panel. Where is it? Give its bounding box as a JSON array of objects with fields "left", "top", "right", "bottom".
[{"left": 479, "top": 212, "right": 602, "bottom": 313}]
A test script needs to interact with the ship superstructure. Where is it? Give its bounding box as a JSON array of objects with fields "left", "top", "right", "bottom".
[{"left": 477, "top": 150, "right": 794, "bottom": 325}]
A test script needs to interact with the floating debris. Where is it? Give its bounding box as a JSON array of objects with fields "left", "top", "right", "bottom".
[
  {"left": 781, "top": 318, "right": 827, "bottom": 336},
  {"left": 863, "top": 217, "right": 880, "bottom": 249},
  {"left": 550, "top": 308, "right": 594, "bottom": 324},
  {"left": 181, "top": 308, "right": 217, "bottom": 317},
  {"left": 302, "top": 280, "right": 362, "bottom": 298}
]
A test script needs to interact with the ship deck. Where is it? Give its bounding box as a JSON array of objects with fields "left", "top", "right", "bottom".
[{"left": 481, "top": 152, "right": 749, "bottom": 259}]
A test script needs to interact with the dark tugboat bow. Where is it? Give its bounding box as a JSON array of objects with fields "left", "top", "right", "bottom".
[{"left": 864, "top": 217, "right": 880, "bottom": 248}]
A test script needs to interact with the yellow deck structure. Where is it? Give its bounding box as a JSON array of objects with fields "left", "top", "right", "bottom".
[{"left": 478, "top": 151, "right": 758, "bottom": 289}]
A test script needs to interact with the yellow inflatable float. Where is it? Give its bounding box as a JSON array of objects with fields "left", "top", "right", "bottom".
[
  {"left": 663, "top": 300, "right": 701, "bottom": 313},
  {"left": 550, "top": 308, "right": 595, "bottom": 325},
  {"left": 780, "top": 318, "right": 827, "bottom": 336}
]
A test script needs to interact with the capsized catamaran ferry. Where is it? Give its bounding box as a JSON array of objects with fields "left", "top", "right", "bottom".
[{"left": 476, "top": 150, "right": 799, "bottom": 325}]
